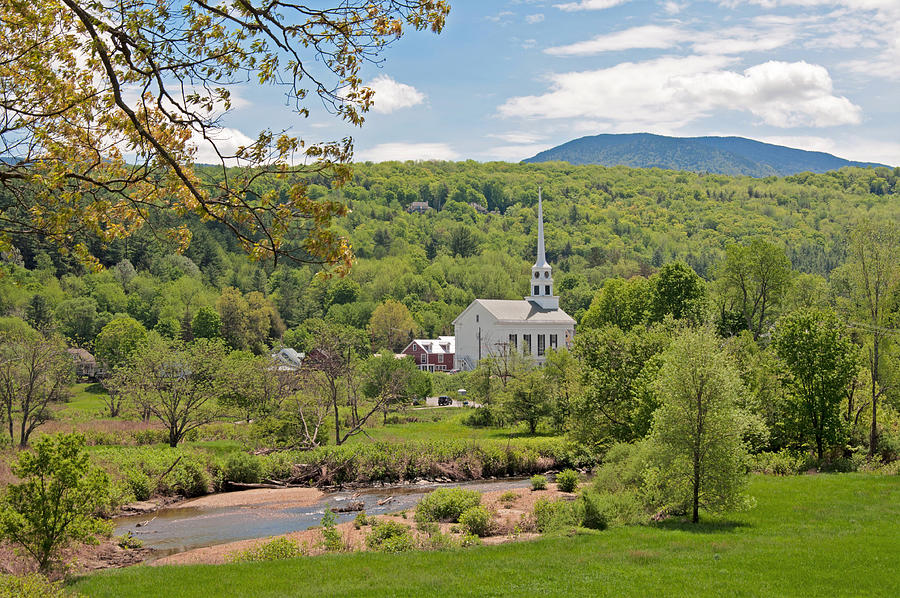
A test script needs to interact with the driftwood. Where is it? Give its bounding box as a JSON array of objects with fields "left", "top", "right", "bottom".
[
  {"left": 377, "top": 496, "right": 394, "bottom": 506},
  {"left": 224, "top": 481, "right": 291, "bottom": 491},
  {"left": 333, "top": 501, "right": 365, "bottom": 513}
]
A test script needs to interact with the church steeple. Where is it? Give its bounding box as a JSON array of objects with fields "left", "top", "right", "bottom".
[{"left": 527, "top": 187, "right": 558, "bottom": 310}]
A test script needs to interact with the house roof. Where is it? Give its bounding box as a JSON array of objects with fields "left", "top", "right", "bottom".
[
  {"left": 404, "top": 335, "right": 455, "bottom": 355},
  {"left": 66, "top": 347, "right": 96, "bottom": 363},
  {"left": 453, "top": 299, "right": 575, "bottom": 325}
]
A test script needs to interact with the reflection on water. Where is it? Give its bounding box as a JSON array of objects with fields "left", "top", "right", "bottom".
[{"left": 115, "top": 478, "right": 531, "bottom": 559}]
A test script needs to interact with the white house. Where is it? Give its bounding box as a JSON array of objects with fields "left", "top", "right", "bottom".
[{"left": 453, "top": 189, "right": 575, "bottom": 370}]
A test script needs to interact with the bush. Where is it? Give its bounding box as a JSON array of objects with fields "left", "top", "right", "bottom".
[
  {"left": 227, "top": 537, "right": 305, "bottom": 563},
  {"left": 415, "top": 488, "right": 481, "bottom": 523},
  {"left": 499, "top": 490, "right": 518, "bottom": 506},
  {"left": 172, "top": 459, "right": 210, "bottom": 497},
  {"left": 458, "top": 505, "right": 493, "bottom": 537},
  {"left": 353, "top": 512, "right": 369, "bottom": 529},
  {"left": 365, "top": 520, "right": 415, "bottom": 553},
  {"left": 320, "top": 509, "right": 343, "bottom": 552},
  {"left": 223, "top": 452, "right": 263, "bottom": 484},
  {"left": 556, "top": 469, "right": 579, "bottom": 493},
  {"left": 533, "top": 498, "right": 579, "bottom": 533},
  {"left": 0, "top": 573, "right": 74, "bottom": 598},
  {"left": 578, "top": 491, "right": 609, "bottom": 531},
  {"left": 125, "top": 469, "right": 153, "bottom": 501},
  {"left": 530, "top": 474, "right": 547, "bottom": 491},
  {"left": 459, "top": 532, "right": 482, "bottom": 547},
  {"left": 0, "top": 434, "right": 110, "bottom": 573},
  {"left": 750, "top": 450, "right": 807, "bottom": 476}
]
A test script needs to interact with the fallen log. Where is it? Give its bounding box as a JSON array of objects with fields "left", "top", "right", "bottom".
[
  {"left": 333, "top": 501, "right": 365, "bottom": 513},
  {"left": 377, "top": 496, "right": 394, "bottom": 506},
  {"left": 224, "top": 481, "right": 288, "bottom": 491}
]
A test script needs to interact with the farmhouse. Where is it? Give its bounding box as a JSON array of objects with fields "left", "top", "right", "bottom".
[
  {"left": 400, "top": 336, "right": 455, "bottom": 372},
  {"left": 453, "top": 190, "right": 575, "bottom": 370}
]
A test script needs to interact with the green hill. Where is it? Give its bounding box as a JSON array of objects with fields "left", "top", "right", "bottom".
[{"left": 523, "top": 133, "right": 889, "bottom": 177}]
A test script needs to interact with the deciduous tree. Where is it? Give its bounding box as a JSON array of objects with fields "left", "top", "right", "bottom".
[
  {"left": 0, "top": 434, "right": 110, "bottom": 573},
  {"left": 648, "top": 327, "right": 750, "bottom": 523},
  {"left": 773, "top": 308, "right": 858, "bottom": 460},
  {"left": 0, "top": 329, "right": 72, "bottom": 447}
]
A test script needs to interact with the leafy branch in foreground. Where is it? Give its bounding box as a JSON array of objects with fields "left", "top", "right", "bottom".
[{"left": 0, "top": 1, "right": 449, "bottom": 270}]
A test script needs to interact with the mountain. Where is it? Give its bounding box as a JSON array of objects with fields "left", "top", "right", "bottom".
[{"left": 522, "top": 133, "right": 891, "bottom": 177}]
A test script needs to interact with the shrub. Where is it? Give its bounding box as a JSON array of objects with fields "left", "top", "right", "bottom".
[
  {"left": 533, "top": 498, "right": 579, "bottom": 533},
  {"left": 223, "top": 452, "right": 263, "bottom": 484},
  {"left": 0, "top": 573, "right": 74, "bottom": 598},
  {"left": 415, "top": 488, "right": 481, "bottom": 523},
  {"left": 458, "top": 505, "right": 493, "bottom": 537},
  {"left": 228, "top": 537, "right": 305, "bottom": 563},
  {"left": 365, "top": 520, "right": 414, "bottom": 553},
  {"left": 320, "top": 509, "right": 343, "bottom": 552},
  {"left": 459, "top": 532, "right": 482, "bottom": 547},
  {"left": 422, "top": 530, "right": 457, "bottom": 551},
  {"left": 353, "top": 511, "right": 370, "bottom": 529},
  {"left": 116, "top": 531, "right": 144, "bottom": 549},
  {"left": 125, "top": 469, "right": 153, "bottom": 501},
  {"left": 499, "top": 490, "right": 518, "bottom": 506},
  {"left": 530, "top": 474, "right": 548, "bottom": 491},
  {"left": 556, "top": 469, "right": 579, "bottom": 493},
  {"left": 578, "top": 491, "right": 609, "bottom": 531},
  {"left": 172, "top": 459, "right": 210, "bottom": 497},
  {"left": 0, "top": 434, "right": 110, "bottom": 573}
]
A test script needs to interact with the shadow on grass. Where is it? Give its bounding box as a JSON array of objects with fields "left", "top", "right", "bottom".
[
  {"left": 652, "top": 519, "right": 750, "bottom": 534},
  {"left": 85, "top": 382, "right": 106, "bottom": 394}
]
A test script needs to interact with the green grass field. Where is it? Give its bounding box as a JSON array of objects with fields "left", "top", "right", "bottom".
[
  {"left": 70, "top": 474, "right": 900, "bottom": 597},
  {"left": 56, "top": 383, "right": 109, "bottom": 421},
  {"left": 348, "top": 408, "right": 559, "bottom": 444}
]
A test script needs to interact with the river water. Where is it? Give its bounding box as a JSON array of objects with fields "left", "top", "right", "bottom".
[{"left": 115, "top": 478, "right": 532, "bottom": 559}]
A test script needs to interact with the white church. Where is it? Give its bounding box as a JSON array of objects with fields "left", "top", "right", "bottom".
[{"left": 453, "top": 190, "right": 576, "bottom": 370}]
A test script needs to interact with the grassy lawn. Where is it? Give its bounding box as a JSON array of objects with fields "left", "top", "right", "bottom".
[
  {"left": 348, "top": 408, "right": 560, "bottom": 444},
  {"left": 70, "top": 474, "right": 900, "bottom": 597},
  {"left": 57, "top": 383, "right": 109, "bottom": 421}
]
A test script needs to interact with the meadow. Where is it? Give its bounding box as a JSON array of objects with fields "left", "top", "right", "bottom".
[{"left": 69, "top": 474, "right": 900, "bottom": 597}]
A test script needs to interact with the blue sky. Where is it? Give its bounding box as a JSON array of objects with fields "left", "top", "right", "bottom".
[{"left": 205, "top": 0, "right": 900, "bottom": 166}]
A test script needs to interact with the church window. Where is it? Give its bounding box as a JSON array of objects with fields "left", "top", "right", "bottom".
[
  {"left": 537, "top": 334, "right": 546, "bottom": 356},
  {"left": 544, "top": 271, "right": 550, "bottom": 278},
  {"left": 545, "top": 285, "right": 550, "bottom": 295},
  {"left": 534, "top": 272, "right": 539, "bottom": 278},
  {"left": 509, "top": 334, "right": 517, "bottom": 350},
  {"left": 476, "top": 314, "right": 479, "bottom": 322},
  {"left": 523, "top": 334, "right": 532, "bottom": 355},
  {"left": 534, "top": 285, "right": 539, "bottom": 295},
  {"left": 550, "top": 334, "right": 557, "bottom": 349}
]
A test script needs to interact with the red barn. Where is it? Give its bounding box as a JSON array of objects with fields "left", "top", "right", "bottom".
[{"left": 400, "top": 336, "right": 455, "bottom": 372}]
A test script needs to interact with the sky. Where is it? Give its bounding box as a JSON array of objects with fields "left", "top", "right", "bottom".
[{"left": 205, "top": 0, "right": 900, "bottom": 166}]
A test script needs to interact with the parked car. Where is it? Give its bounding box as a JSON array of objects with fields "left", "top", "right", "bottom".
[{"left": 437, "top": 395, "right": 452, "bottom": 406}]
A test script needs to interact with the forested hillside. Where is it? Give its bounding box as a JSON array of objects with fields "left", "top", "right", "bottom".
[
  {"left": 3, "top": 161, "right": 900, "bottom": 351},
  {"left": 523, "top": 134, "right": 889, "bottom": 177}
]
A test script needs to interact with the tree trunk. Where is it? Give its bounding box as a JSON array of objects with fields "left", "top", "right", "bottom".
[
  {"left": 870, "top": 338, "right": 880, "bottom": 457},
  {"left": 692, "top": 457, "right": 700, "bottom": 524}
]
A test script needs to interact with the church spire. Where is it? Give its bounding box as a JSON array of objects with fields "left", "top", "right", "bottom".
[
  {"left": 527, "top": 186, "right": 558, "bottom": 310},
  {"left": 535, "top": 187, "right": 549, "bottom": 269}
]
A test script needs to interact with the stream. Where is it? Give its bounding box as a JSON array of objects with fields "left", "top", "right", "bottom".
[{"left": 115, "top": 477, "right": 532, "bottom": 559}]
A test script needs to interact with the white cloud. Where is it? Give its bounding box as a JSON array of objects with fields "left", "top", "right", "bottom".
[
  {"left": 545, "top": 26, "right": 685, "bottom": 56},
  {"left": 488, "top": 132, "right": 546, "bottom": 144},
  {"left": 498, "top": 56, "right": 861, "bottom": 130},
  {"left": 190, "top": 127, "right": 256, "bottom": 165},
  {"left": 526, "top": 13, "right": 545, "bottom": 23},
  {"left": 758, "top": 135, "right": 900, "bottom": 165},
  {"left": 484, "top": 144, "right": 553, "bottom": 162},
  {"left": 555, "top": 0, "right": 631, "bottom": 11},
  {"left": 367, "top": 75, "right": 426, "bottom": 114},
  {"left": 662, "top": 1, "right": 688, "bottom": 14},
  {"left": 356, "top": 142, "right": 460, "bottom": 162}
]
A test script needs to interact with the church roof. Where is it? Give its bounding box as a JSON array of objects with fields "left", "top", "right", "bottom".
[{"left": 455, "top": 299, "right": 575, "bottom": 325}]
